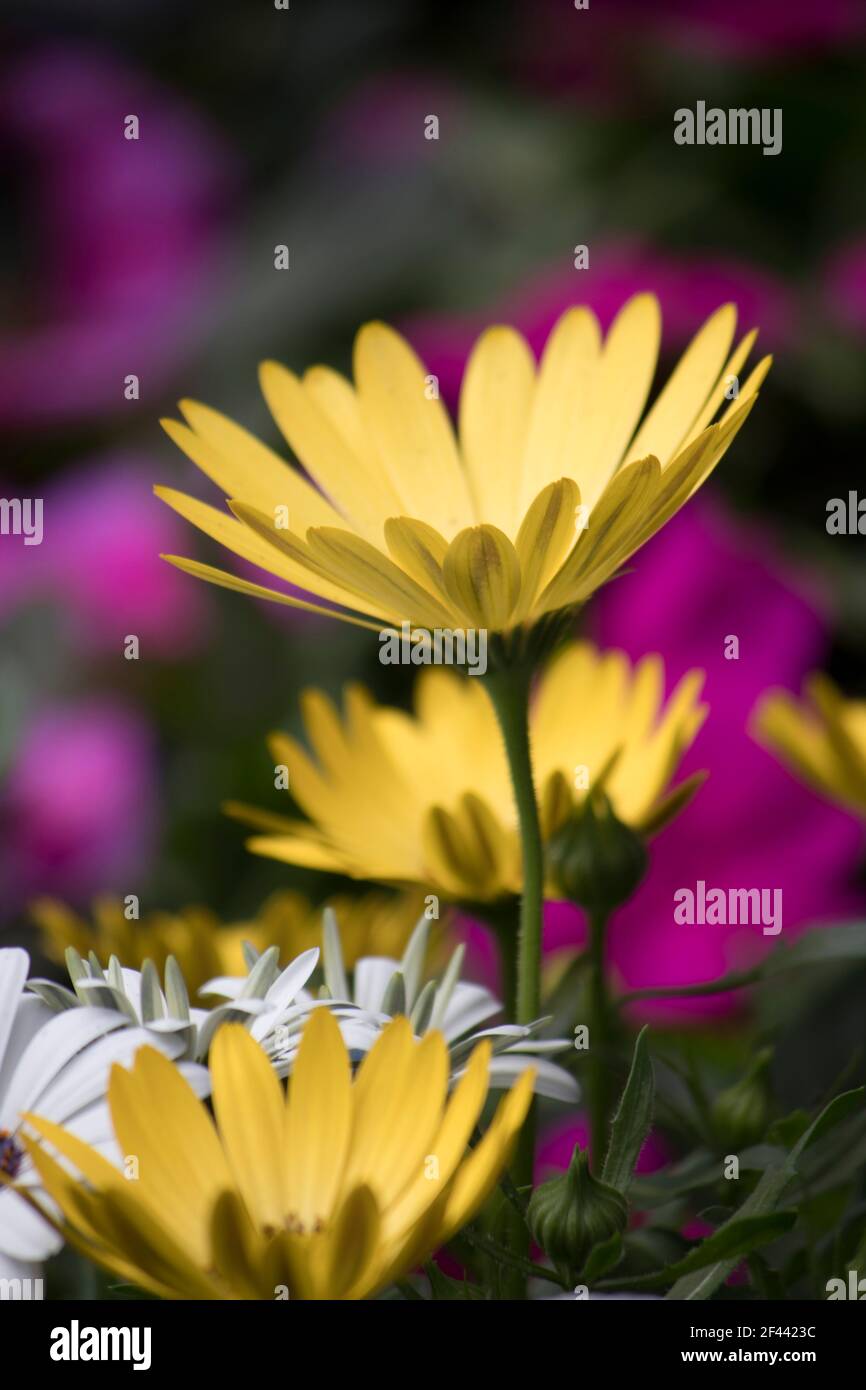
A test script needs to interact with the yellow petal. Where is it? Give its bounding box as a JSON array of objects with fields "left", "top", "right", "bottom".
[
  {"left": 381, "top": 1037, "right": 492, "bottom": 1245},
  {"left": 109, "top": 1047, "right": 232, "bottom": 1263},
  {"left": 577, "top": 292, "right": 661, "bottom": 508},
  {"left": 305, "top": 526, "right": 458, "bottom": 628},
  {"left": 159, "top": 553, "right": 386, "bottom": 631},
  {"left": 284, "top": 1007, "right": 353, "bottom": 1228},
  {"left": 163, "top": 402, "right": 342, "bottom": 531},
  {"left": 260, "top": 360, "right": 402, "bottom": 545},
  {"left": 439, "top": 1067, "right": 535, "bottom": 1242},
  {"left": 517, "top": 305, "right": 601, "bottom": 516},
  {"left": 442, "top": 524, "right": 521, "bottom": 629},
  {"left": 354, "top": 322, "right": 475, "bottom": 538},
  {"left": 210, "top": 1025, "right": 286, "bottom": 1232},
  {"left": 458, "top": 324, "right": 536, "bottom": 535},
  {"left": 513, "top": 477, "right": 580, "bottom": 621},
  {"left": 340, "top": 1020, "right": 446, "bottom": 1210},
  {"left": 383, "top": 516, "right": 455, "bottom": 613},
  {"left": 624, "top": 303, "right": 738, "bottom": 467},
  {"left": 156, "top": 486, "right": 360, "bottom": 609},
  {"left": 321, "top": 1184, "right": 381, "bottom": 1299},
  {"left": 538, "top": 454, "right": 660, "bottom": 611}
]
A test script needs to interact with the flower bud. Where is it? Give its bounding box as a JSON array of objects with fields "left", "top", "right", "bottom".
[
  {"left": 711, "top": 1048, "right": 772, "bottom": 1148},
  {"left": 528, "top": 1144, "right": 628, "bottom": 1280},
  {"left": 547, "top": 794, "right": 647, "bottom": 915}
]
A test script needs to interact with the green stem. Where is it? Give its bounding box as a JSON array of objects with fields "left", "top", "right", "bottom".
[
  {"left": 483, "top": 665, "right": 544, "bottom": 1026},
  {"left": 483, "top": 662, "right": 545, "bottom": 1298},
  {"left": 587, "top": 908, "right": 612, "bottom": 1162}
]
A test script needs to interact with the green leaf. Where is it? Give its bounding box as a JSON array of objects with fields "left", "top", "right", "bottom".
[
  {"left": 618, "top": 922, "right": 866, "bottom": 1006},
  {"left": 764, "top": 923, "right": 866, "bottom": 974},
  {"left": 602, "top": 1026, "right": 653, "bottom": 1194},
  {"left": 582, "top": 1232, "right": 623, "bottom": 1283},
  {"left": 666, "top": 1211, "right": 797, "bottom": 1282},
  {"left": 766, "top": 1110, "right": 811, "bottom": 1148},
  {"left": 667, "top": 1088, "right": 864, "bottom": 1301},
  {"left": 787, "top": 1088, "right": 864, "bottom": 1170},
  {"left": 424, "top": 1261, "right": 486, "bottom": 1301}
]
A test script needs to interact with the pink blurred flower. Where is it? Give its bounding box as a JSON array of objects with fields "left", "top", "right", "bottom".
[
  {"left": 516, "top": 0, "right": 866, "bottom": 101},
  {"left": 0, "top": 456, "right": 208, "bottom": 657},
  {"left": 0, "top": 45, "right": 234, "bottom": 429},
  {"left": 406, "top": 247, "right": 793, "bottom": 406},
  {"left": 412, "top": 282, "right": 858, "bottom": 1020},
  {"left": 536, "top": 1116, "right": 668, "bottom": 1179},
  {"left": 320, "top": 72, "right": 460, "bottom": 166},
  {"left": 541, "top": 502, "right": 865, "bottom": 1021},
  {"left": 454, "top": 502, "right": 864, "bottom": 1021},
  {"left": 823, "top": 239, "right": 866, "bottom": 335},
  {"left": 0, "top": 699, "right": 158, "bottom": 904}
]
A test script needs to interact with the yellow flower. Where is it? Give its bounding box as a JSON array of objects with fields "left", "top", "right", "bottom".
[
  {"left": 753, "top": 674, "right": 866, "bottom": 817},
  {"left": 32, "top": 891, "right": 427, "bottom": 993},
  {"left": 23, "top": 1010, "right": 533, "bottom": 1300},
  {"left": 228, "top": 641, "right": 707, "bottom": 902},
  {"left": 156, "top": 298, "right": 769, "bottom": 637}
]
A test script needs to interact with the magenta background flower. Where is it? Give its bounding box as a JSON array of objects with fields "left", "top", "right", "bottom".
[
  {"left": 584, "top": 500, "right": 864, "bottom": 1019},
  {"left": 0, "top": 699, "right": 158, "bottom": 904},
  {"left": 457, "top": 502, "right": 865, "bottom": 1022},
  {"left": 410, "top": 277, "right": 862, "bottom": 1021},
  {"left": 0, "top": 45, "right": 234, "bottom": 429},
  {"left": 536, "top": 1116, "right": 668, "bottom": 1179},
  {"left": 516, "top": 0, "right": 866, "bottom": 100},
  {"left": 822, "top": 239, "right": 866, "bottom": 335},
  {"left": 0, "top": 456, "right": 208, "bottom": 657},
  {"left": 405, "top": 248, "right": 793, "bottom": 408},
  {"left": 320, "top": 73, "right": 461, "bottom": 166}
]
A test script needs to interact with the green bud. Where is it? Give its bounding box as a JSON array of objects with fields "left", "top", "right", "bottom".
[
  {"left": 711, "top": 1048, "right": 773, "bottom": 1149},
  {"left": 528, "top": 1144, "right": 628, "bottom": 1280},
  {"left": 546, "top": 794, "right": 647, "bottom": 915}
]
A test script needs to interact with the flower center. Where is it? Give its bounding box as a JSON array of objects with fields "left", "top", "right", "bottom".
[{"left": 0, "top": 1129, "right": 24, "bottom": 1180}]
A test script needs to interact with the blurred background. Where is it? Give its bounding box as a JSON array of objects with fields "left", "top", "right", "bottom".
[{"left": 2, "top": 0, "right": 866, "bottom": 1103}]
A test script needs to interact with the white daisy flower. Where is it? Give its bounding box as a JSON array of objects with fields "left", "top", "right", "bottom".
[
  {"left": 204, "top": 913, "right": 580, "bottom": 1103},
  {"left": 28, "top": 943, "right": 320, "bottom": 1063},
  {"left": 0, "top": 947, "right": 209, "bottom": 1297}
]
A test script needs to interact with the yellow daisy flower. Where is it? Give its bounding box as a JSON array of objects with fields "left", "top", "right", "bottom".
[
  {"left": 22, "top": 1010, "right": 534, "bottom": 1300},
  {"left": 753, "top": 674, "right": 866, "bottom": 818},
  {"left": 156, "top": 297, "right": 769, "bottom": 640},
  {"left": 228, "top": 641, "right": 707, "bottom": 903},
  {"left": 31, "top": 890, "right": 426, "bottom": 993}
]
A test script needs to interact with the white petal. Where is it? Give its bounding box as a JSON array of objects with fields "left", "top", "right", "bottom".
[
  {"left": 0, "top": 995, "right": 52, "bottom": 1111},
  {"left": 21, "top": 1024, "right": 184, "bottom": 1126},
  {"left": 468, "top": 1054, "right": 581, "bottom": 1103},
  {"left": 0, "top": 948, "right": 30, "bottom": 1080},
  {"left": 439, "top": 982, "right": 500, "bottom": 1041},
  {"left": 264, "top": 948, "right": 320, "bottom": 1011},
  {"left": 198, "top": 975, "right": 244, "bottom": 1000},
  {"left": 353, "top": 957, "right": 400, "bottom": 1013},
  {"left": 0, "top": 1187, "right": 61, "bottom": 1262},
  {"left": 1, "top": 1007, "right": 128, "bottom": 1129},
  {"left": 0, "top": 1248, "right": 42, "bottom": 1291}
]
